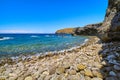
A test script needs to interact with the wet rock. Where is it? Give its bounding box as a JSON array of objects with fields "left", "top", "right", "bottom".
[{"left": 77, "top": 64, "right": 86, "bottom": 70}]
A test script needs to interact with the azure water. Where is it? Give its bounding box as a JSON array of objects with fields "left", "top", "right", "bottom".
[{"left": 0, "top": 34, "right": 87, "bottom": 58}]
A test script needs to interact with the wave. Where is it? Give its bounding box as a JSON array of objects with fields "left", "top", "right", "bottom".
[
  {"left": 45, "top": 35, "right": 50, "bottom": 37},
  {"left": 30, "top": 35, "right": 39, "bottom": 38},
  {"left": 0, "top": 37, "right": 13, "bottom": 41}
]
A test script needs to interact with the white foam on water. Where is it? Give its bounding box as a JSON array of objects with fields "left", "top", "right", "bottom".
[
  {"left": 45, "top": 35, "right": 50, "bottom": 37},
  {"left": 0, "top": 37, "right": 13, "bottom": 41},
  {"left": 30, "top": 35, "right": 39, "bottom": 38}
]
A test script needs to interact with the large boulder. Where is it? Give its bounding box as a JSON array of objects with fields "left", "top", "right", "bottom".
[{"left": 98, "top": 0, "right": 120, "bottom": 42}]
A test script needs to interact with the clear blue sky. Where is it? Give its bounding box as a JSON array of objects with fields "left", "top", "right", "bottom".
[{"left": 0, "top": 0, "right": 108, "bottom": 33}]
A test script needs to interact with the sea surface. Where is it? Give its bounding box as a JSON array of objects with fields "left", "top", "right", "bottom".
[{"left": 0, "top": 34, "right": 87, "bottom": 58}]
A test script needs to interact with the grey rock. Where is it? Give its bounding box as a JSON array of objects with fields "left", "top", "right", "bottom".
[
  {"left": 109, "top": 71, "right": 117, "bottom": 76},
  {"left": 106, "top": 77, "right": 119, "bottom": 80},
  {"left": 113, "top": 65, "right": 120, "bottom": 70}
]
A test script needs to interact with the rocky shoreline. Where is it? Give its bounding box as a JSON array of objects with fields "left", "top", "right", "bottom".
[{"left": 0, "top": 36, "right": 120, "bottom": 80}]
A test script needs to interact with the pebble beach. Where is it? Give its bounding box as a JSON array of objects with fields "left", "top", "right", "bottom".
[{"left": 0, "top": 37, "right": 120, "bottom": 80}]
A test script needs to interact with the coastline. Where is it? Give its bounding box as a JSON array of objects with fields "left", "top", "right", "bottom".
[
  {"left": 0, "top": 36, "right": 120, "bottom": 80},
  {"left": 0, "top": 36, "right": 89, "bottom": 66}
]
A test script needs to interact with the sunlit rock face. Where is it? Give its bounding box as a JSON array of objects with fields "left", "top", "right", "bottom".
[{"left": 98, "top": 0, "right": 120, "bottom": 42}]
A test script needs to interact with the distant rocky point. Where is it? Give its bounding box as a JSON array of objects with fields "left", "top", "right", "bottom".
[
  {"left": 56, "top": 0, "right": 120, "bottom": 42},
  {"left": 55, "top": 28, "right": 75, "bottom": 34}
]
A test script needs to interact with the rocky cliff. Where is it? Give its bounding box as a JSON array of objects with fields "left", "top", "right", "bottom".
[
  {"left": 98, "top": 0, "right": 120, "bottom": 41},
  {"left": 74, "top": 23, "right": 102, "bottom": 36},
  {"left": 75, "top": 0, "right": 120, "bottom": 42},
  {"left": 56, "top": 0, "right": 120, "bottom": 42},
  {"left": 55, "top": 28, "right": 75, "bottom": 34}
]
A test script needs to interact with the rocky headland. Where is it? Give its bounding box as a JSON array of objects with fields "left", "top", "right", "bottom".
[
  {"left": 57, "top": 0, "right": 120, "bottom": 42},
  {"left": 55, "top": 28, "right": 75, "bottom": 34}
]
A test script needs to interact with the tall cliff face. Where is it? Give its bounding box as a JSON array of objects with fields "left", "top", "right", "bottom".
[{"left": 98, "top": 0, "right": 120, "bottom": 41}]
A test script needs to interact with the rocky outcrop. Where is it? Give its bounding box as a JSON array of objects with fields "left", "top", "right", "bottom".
[
  {"left": 75, "top": 0, "right": 120, "bottom": 42},
  {"left": 74, "top": 23, "right": 102, "bottom": 36},
  {"left": 98, "top": 0, "right": 120, "bottom": 42},
  {"left": 56, "top": 0, "right": 120, "bottom": 42},
  {"left": 55, "top": 28, "right": 75, "bottom": 34}
]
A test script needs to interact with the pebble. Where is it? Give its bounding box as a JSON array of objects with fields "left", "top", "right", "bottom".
[
  {"left": 113, "top": 65, "right": 120, "bottom": 70},
  {"left": 68, "top": 69, "right": 76, "bottom": 75},
  {"left": 24, "top": 76, "right": 33, "bottom": 80},
  {"left": 106, "top": 77, "right": 119, "bottom": 80},
  {"left": 109, "top": 71, "right": 117, "bottom": 76},
  {"left": 92, "top": 71, "right": 103, "bottom": 78},
  {"left": 91, "top": 77, "right": 103, "bottom": 80},
  {"left": 84, "top": 69, "right": 93, "bottom": 77},
  {"left": 56, "top": 67, "right": 65, "bottom": 74},
  {"left": 77, "top": 64, "right": 86, "bottom": 70}
]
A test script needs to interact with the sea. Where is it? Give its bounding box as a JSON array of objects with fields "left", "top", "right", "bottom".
[{"left": 0, "top": 34, "right": 88, "bottom": 58}]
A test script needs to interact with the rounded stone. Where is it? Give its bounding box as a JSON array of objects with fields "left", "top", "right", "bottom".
[
  {"left": 92, "top": 71, "right": 103, "bottom": 78},
  {"left": 56, "top": 67, "right": 65, "bottom": 74},
  {"left": 68, "top": 69, "right": 77, "bottom": 75},
  {"left": 91, "top": 78, "right": 103, "bottom": 80},
  {"left": 113, "top": 65, "right": 120, "bottom": 70},
  {"left": 24, "top": 76, "right": 33, "bottom": 80},
  {"left": 84, "top": 69, "right": 93, "bottom": 77},
  {"left": 109, "top": 71, "right": 117, "bottom": 76}
]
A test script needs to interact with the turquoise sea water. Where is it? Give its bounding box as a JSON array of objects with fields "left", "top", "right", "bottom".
[{"left": 0, "top": 34, "right": 87, "bottom": 58}]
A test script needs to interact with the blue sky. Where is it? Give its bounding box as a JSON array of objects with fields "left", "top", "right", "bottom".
[{"left": 0, "top": 0, "right": 108, "bottom": 33}]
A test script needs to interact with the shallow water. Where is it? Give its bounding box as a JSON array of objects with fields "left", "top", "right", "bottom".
[{"left": 0, "top": 34, "right": 87, "bottom": 58}]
